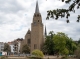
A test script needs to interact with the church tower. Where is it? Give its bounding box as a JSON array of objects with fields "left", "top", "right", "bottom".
[{"left": 31, "top": 1, "right": 44, "bottom": 52}]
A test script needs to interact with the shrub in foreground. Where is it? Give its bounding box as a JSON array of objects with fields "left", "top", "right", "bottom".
[{"left": 29, "top": 49, "right": 44, "bottom": 59}]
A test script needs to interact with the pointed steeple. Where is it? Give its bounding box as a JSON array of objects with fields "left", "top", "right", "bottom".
[
  {"left": 45, "top": 25, "right": 47, "bottom": 36},
  {"left": 35, "top": 0, "right": 39, "bottom": 13}
]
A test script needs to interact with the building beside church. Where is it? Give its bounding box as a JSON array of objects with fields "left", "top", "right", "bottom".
[
  {"left": 8, "top": 38, "right": 23, "bottom": 54},
  {"left": 21, "top": 1, "right": 45, "bottom": 53},
  {"left": 0, "top": 42, "right": 4, "bottom": 52}
]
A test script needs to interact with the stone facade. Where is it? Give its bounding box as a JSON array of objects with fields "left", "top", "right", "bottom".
[{"left": 21, "top": 1, "right": 44, "bottom": 53}]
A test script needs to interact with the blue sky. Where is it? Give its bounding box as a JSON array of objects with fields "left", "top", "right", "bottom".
[{"left": 0, "top": 0, "right": 80, "bottom": 42}]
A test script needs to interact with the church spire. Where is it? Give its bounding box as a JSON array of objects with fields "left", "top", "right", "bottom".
[
  {"left": 35, "top": 0, "right": 39, "bottom": 13},
  {"left": 45, "top": 25, "right": 47, "bottom": 36}
]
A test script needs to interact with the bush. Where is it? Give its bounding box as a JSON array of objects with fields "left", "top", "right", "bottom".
[
  {"left": 32, "top": 49, "right": 44, "bottom": 58},
  {"left": 28, "top": 49, "right": 44, "bottom": 59}
]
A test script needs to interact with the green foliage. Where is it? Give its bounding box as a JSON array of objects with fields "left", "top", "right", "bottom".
[
  {"left": 62, "top": 48, "right": 69, "bottom": 55},
  {"left": 41, "top": 44, "right": 47, "bottom": 54},
  {"left": 32, "top": 49, "right": 44, "bottom": 58},
  {"left": 46, "top": 0, "right": 80, "bottom": 23},
  {"left": 42, "top": 31, "right": 77, "bottom": 56},
  {"left": 42, "top": 31, "right": 54, "bottom": 55},
  {"left": 53, "top": 32, "right": 77, "bottom": 55},
  {"left": 4, "top": 43, "right": 11, "bottom": 52},
  {"left": 22, "top": 44, "right": 30, "bottom": 54},
  {"left": 66, "top": 38, "right": 77, "bottom": 54},
  {"left": 53, "top": 32, "right": 69, "bottom": 55}
]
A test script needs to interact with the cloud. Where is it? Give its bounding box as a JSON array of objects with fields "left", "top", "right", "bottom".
[
  {"left": 0, "top": 0, "right": 80, "bottom": 42},
  {"left": 0, "top": 0, "right": 24, "bottom": 13}
]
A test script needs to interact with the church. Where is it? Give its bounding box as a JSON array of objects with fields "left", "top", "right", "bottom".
[{"left": 21, "top": 1, "right": 46, "bottom": 53}]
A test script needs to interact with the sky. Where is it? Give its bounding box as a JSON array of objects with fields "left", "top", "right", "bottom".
[{"left": 0, "top": 0, "right": 80, "bottom": 42}]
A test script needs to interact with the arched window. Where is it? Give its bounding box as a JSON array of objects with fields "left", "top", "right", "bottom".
[
  {"left": 34, "top": 14, "right": 36, "bottom": 17},
  {"left": 37, "top": 14, "right": 39, "bottom": 17},
  {"left": 27, "top": 39, "right": 31, "bottom": 44},
  {"left": 38, "top": 20, "right": 39, "bottom": 22}
]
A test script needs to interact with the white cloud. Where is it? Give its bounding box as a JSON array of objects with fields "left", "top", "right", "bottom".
[{"left": 0, "top": 0, "right": 80, "bottom": 42}]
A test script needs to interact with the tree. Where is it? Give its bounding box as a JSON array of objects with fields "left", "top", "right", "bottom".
[
  {"left": 46, "top": 0, "right": 80, "bottom": 23},
  {"left": 42, "top": 31, "right": 55, "bottom": 55},
  {"left": 53, "top": 32, "right": 77, "bottom": 55},
  {"left": 3, "top": 43, "right": 11, "bottom": 55},
  {"left": 53, "top": 32, "right": 68, "bottom": 55},
  {"left": 22, "top": 44, "right": 30, "bottom": 54},
  {"left": 42, "top": 31, "right": 77, "bottom": 56},
  {"left": 66, "top": 38, "right": 77, "bottom": 54}
]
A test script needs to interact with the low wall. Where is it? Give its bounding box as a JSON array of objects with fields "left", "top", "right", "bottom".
[
  {"left": 0, "top": 56, "right": 78, "bottom": 59},
  {"left": 0, "top": 56, "right": 27, "bottom": 59}
]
